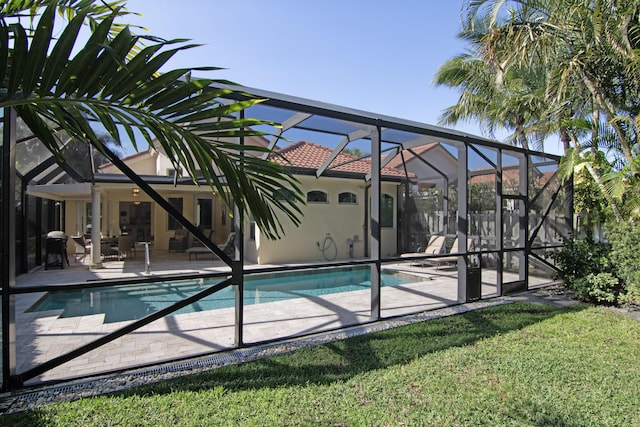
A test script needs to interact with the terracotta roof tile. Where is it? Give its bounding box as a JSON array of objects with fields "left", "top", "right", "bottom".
[
  {"left": 270, "top": 141, "right": 407, "bottom": 178},
  {"left": 469, "top": 167, "right": 555, "bottom": 185}
]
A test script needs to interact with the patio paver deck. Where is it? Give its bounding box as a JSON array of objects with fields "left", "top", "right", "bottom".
[{"left": 13, "top": 252, "right": 554, "bottom": 384}]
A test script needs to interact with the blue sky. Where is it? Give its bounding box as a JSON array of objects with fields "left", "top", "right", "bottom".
[{"left": 125, "top": 1, "right": 562, "bottom": 155}]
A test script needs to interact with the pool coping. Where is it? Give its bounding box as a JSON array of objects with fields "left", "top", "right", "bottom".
[{"left": 26, "top": 267, "right": 430, "bottom": 323}]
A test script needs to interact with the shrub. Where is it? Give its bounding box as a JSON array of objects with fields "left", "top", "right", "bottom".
[
  {"left": 572, "top": 272, "right": 620, "bottom": 304},
  {"left": 606, "top": 223, "right": 640, "bottom": 305},
  {"left": 549, "top": 237, "right": 612, "bottom": 284},
  {"left": 549, "top": 237, "right": 618, "bottom": 304},
  {"left": 550, "top": 225, "right": 640, "bottom": 306}
]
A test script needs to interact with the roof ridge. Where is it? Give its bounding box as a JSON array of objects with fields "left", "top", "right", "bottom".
[{"left": 269, "top": 141, "right": 408, "bottom": 178}]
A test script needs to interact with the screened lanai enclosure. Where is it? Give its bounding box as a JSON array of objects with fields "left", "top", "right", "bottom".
[{"left": 0, "top": 85, "right": 572, "bottom": 389}]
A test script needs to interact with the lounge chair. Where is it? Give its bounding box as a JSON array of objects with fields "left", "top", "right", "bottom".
[
  {"left": 433, "top": 238, "right": 474, "bottom": 270},
  {"left": 186, "top": 232, "right": 236, "bottom": 260},
  {"left": 400, "top": 235, "right": 446, "bottom": 266},
  {"left": 219, "top": 232, "right": 236, "bottom": 256}
]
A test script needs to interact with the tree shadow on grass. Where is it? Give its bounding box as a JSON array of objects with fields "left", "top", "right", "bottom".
[
  {"left": 119, "top": 302, "right": 585, "bottom": 395},
  {"left": 2, "top": 303, "right": 590, "bottom": 426}
]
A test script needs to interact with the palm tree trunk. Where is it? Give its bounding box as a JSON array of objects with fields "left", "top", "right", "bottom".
[
  {"left": 515, "top": 117, "right": 530, "bottom": 150},
  {"left": 559, "top": 127, "right": 571, "bottom": 155}
]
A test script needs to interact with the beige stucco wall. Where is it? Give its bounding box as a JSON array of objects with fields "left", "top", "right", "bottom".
[
  {"left": 253, "top": 176, "right": 399, "bottom": 264},
  {"left": 156, "top": 153, "right": 177, "bottom": 176},
  {"left": 100, "top": 151, "right": 158, "bottom": 175},
  {"left": 66, "top": 148, "right": 400, "bottom": 263},
  {"left": 63, "top": 201, "right": 80, "bottom": 254}
]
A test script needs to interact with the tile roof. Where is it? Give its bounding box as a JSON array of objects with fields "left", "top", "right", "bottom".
[
  {"left": 469, "top": 167, "right": 556, "bottom": 185},
  {"left": 270, "top": 141, "right": 408, "bottom": 178}
]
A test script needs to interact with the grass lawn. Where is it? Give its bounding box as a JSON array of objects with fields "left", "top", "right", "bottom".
[{"left": 3, "top": 302, "right": 640, "bottom": 426}]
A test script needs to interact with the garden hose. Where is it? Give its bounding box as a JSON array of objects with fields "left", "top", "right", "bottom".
[{"left": 316, "top": 234, "right": 338, "bottom": 261}]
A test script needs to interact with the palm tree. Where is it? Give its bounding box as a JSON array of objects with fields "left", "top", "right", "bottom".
[
  {"left": 433, "top": 16, "right": 549, "bottom": 150},
  {"left": 0, "top": 0, "right": 303, "bottom": 239},
  {"left": 464, "top": 0, "right": 640, "bottom": 166},
  {"left": 455, "top": 0, "right": 640, "bottom": 221}
]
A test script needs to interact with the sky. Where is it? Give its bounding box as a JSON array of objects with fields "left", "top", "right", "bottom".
[{"left": 123, "top": 1, "right": 562, "bottom": 155}]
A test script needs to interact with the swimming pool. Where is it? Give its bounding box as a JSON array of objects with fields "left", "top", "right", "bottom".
[{"left": 28, "top": 267, "right": 427, "bottom": 323}]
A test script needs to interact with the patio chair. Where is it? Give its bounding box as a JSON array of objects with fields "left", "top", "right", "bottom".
[
  {"left": 400, "top": 235, "right": 446, "bottom": 266},
  {"left": 189, "top": 229, "right": 214, "bottom": 248},
  {"left": 168, "top": 229, "right": 189, "bottom": 252},
  {"left": 71, "top": 235, "right": 91, "bottom": 262},
  {"left": 100, "top": 239, "right": 119, "bottom": 261},
  {"left": 117, "top": 233, "right": 135, "bottom": 260}
]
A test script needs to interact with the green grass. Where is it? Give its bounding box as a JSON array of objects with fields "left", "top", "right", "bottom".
[{"left": 3, "top": 302, "right": 640, "bottom": 426}]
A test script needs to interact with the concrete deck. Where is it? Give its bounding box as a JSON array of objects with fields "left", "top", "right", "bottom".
[{"left": 13, "top": 251, "right": 555, "bottom": 385}]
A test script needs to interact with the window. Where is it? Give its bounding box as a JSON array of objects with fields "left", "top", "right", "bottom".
[
  {"left": 338, "top": 192, "right": 357, "bottom": 204},
  {"left": 381, "top": 193, "right": 394, "bottom": 228},
  {"left": 307, "top": 190, "right": 328, "bottom": 203},
  {"left": 167, "top": 197, "right": 183, "bottom": 230},
  {"left": 166, "top": 168, "right": 183, "bottom": 177}
]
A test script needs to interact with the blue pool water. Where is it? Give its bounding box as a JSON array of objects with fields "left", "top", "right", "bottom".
[{"left": 28, "top": 267, "right": 425, "bottom": 323}]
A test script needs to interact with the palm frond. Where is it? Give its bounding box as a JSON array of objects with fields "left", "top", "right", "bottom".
[{"left": 1, "top": 2, "right": 303, "bottom": 239}]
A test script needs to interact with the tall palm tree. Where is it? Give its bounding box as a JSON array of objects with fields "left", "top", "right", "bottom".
[
  {"left": 457, "top": 0, "right": 640, "bottom": 220},
  {"left": 465, "top": 0, "right": 640, "bottom": 169},
  {"left": 434, "top": 53, "right": 550, "bottom": 150},
  {"left": 434, "top": 16, "right": 549, "bottom": 150},
  {"left": 0, "top": 0, "right": 303, "bottom": 239}
]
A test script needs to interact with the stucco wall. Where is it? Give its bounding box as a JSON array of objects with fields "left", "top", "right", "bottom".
[
  {"left": 100, "top": 151, "right": 158, "bottom": 175},
  {"left": 254, "top": 176, "right": 399, "bottom": 264}
]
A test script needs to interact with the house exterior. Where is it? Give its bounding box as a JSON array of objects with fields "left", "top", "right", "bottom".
[
  {"left": 27, "top": 139, "right": 410, "bottom": 265},
  {"left": 252, "top": 141, "right": 408, "bottom": 264}
]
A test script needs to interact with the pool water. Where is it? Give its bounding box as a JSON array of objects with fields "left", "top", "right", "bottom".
[{"left": 28, "top": 267, "right": 426, "bottom": 323}]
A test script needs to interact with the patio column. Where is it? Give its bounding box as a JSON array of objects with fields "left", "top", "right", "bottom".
[{"left": 90, "top": 185, "right": 102, "bottom": 268}]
